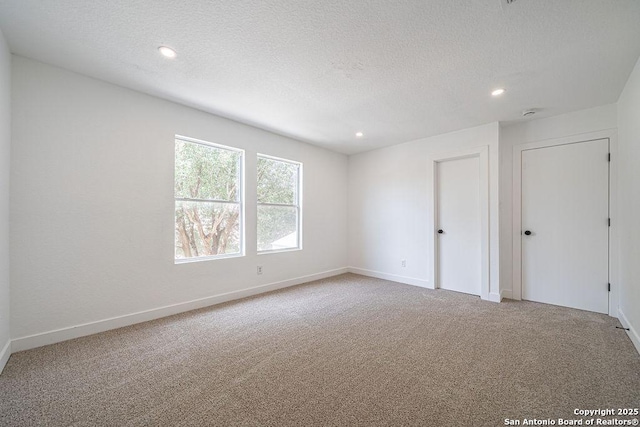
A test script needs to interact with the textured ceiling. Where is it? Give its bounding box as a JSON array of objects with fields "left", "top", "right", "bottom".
[{"left": 1, "top": 0, "right": 639, "bottom": 154}]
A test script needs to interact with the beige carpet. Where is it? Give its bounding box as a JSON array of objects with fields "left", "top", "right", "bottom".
[{"left": 1, "top": 273, "right": 639, "bottom": 426}]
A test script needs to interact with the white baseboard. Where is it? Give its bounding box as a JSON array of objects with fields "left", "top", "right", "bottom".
[
  {"left": 618, "top": 309, "right": 640, "bottom": 355},
  {"left": 488, "top": 292, "right": 501, "bottom": 303},
  {"left": 348, "top": 267, "right": 432, "bottom": 289},
  {"left": 0, "top": 340, "right": 10, "bottom": 374},
  {"left": 488, "top": 289, "right": 513, "bottom": 303},
  {"left": 11, "top": 267, "right": 349, "bottom": 353},
  {"left": 501, "top": 289, "right": 512, "bottom": 300}
]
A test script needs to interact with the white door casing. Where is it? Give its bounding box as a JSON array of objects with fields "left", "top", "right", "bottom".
[
  {"left": 436, "top": 156, "right": 482, "bottom": 296},
  {"left": 512, "top": 129, "right": 618, "bottom": 316},
  {"left": 428, "top": 146, "right": 489, "bottom": 300},
  {"left": 521, "top": 139, "right": 609, "bottom": 313}
]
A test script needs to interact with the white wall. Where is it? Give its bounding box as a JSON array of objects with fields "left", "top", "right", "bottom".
[
  {"left": 498, "top": 104, "right": 618, "bottom": 299},
  {"left": 10, "top": 56, "right": 348, "bottom": 349},
  {"left": 348, "top": 122, "right": 500, "bottom": 299},
  {"left": 6, "top": 52, "right": 638, "bottom": 356},
  {"left": 616, "top": 56, "right": 640, "bottom": 352},
  {"left": 0, "top": 29, "right": 11, "bottom": 371}
]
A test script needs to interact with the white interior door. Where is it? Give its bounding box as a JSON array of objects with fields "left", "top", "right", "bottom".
[
  {"left": 436, "top": 156, "right": 481, "bottom": 296},
  {"left": 521, "top": 139, "right": 609, "bottom": 313}
]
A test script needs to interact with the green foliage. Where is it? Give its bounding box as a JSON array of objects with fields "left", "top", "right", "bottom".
[
  {"left": 257, "top": 157, "right": 298, "bottom": 204},
  {"left": 257, "top": 206, "right": 298, "bottom": 251},
  {"left": 174, "top": 140, "right": 241, "bottom": 259},
  {"left": 174, "top": 144, "right": 302, "bottom": 257},
  {"left": 175, "top": 202, "right": 240, "bottom": 258},
  {"left": 257, "top": 157, "right": 300, "bottom": 250},
  {"left": 175, "top": 140, "right": 240, "bottom": 201}
]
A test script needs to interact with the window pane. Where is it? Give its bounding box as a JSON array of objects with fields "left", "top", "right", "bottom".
[
  {"left": 257, "top": 205, "right": 298, "bottom": 251},
  {"left": 257, "top": 157, "right": 298, "bottom": 204},
  {"left": 175, "top": 139, "right": 241, "bottom": 201},
  {"left": 175, "top": 201, "right": 240, "bottom": 259}
]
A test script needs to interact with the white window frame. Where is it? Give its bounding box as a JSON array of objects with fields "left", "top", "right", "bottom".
[
  {"left": 174, "top": 135, "right": 245, "bottom": 263},
  {"left": 257, "top": 154, "right": 303, "bottom": 254}
]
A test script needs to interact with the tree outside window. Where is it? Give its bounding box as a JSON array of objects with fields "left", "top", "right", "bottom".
[
  {"left": 175, "top": 137, "right": 243, "bottom": 261},
  {"left": 257, "top": 155, "right": 302, "bottom": 252}
]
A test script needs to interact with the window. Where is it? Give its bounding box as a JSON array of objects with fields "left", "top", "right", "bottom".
[
  {"left": 257, "top": 155, "right": 302, "bottom": 252},
  {"left": 174, "top": 136, "right": 243, "bottom": 261}
]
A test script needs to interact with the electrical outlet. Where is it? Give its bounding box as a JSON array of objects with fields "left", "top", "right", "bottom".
[
  {"left": 401, "top": 259, "right": 406, "bottom": 268},
  {"left": 257, "top": 266, "right": 263, "bottom": 275}
]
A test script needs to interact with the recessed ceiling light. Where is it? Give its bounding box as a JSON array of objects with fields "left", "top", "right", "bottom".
[
  {"left": 355, "top": 132, "right": 364, "bottom": 137},
  {"left": 158, "top": 46, "right": 177, "bottom": 58},
  {"left": 491, "top": 88, "right": 505, "bottom": 97}
]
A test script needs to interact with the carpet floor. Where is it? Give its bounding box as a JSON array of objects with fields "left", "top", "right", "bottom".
[{"left": 1, "top": 273, "right": 639, "bottom": 426}]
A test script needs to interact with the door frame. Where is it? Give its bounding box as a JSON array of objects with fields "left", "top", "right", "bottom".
[
  {"left": 428, "top": 145, "right": 489, "bottom": 300},
  {"left": 512, "top": 129, "right": 618, "bottom": 316}
]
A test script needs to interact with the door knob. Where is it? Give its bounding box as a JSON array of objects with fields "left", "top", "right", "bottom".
[
  {"left": 524, "top": 230, "right": 532, "bottom": 235},
  {"left": 437, "top": 229, "right": 444, "bottom": 234}
]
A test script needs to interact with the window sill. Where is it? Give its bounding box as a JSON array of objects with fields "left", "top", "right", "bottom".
[
  {"left": 257, "top": 247, "right": 302, "bottom": 256},
  {"left": 174, "top": 253, "right": 244, "bottom": 264}
]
